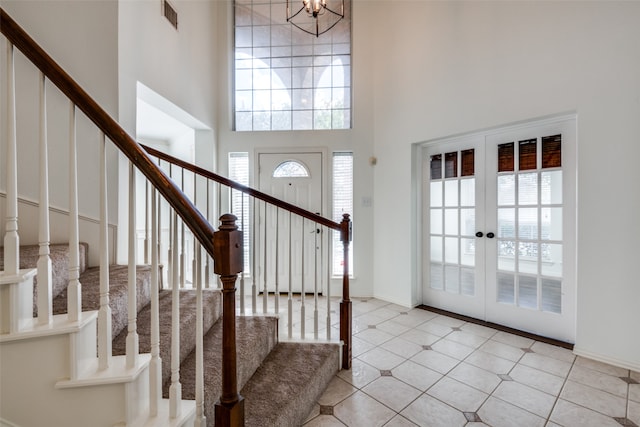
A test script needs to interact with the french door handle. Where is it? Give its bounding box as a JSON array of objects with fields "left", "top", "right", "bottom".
[
  {"left": 486, "top": 232, "right": 495, "bottom": 239},
  {"left": 475, "top": 232, "right": 483, "bottom": 238}
]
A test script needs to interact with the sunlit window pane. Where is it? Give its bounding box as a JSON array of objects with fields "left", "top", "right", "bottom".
[{"left": 234, "top": 0, "right": 351, "bottom": 131}]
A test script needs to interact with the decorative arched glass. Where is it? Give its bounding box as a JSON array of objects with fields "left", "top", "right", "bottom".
[{"left": 273, "top": 160, "right": 310, "bottom": 177}]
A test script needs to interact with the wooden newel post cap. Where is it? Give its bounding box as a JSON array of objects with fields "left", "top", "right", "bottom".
[
  {"left": 340, "top": 213, "right": 352, "bottom": 242},
  {"left": 213, "top": 214, "right": 244, "bottom": 276}
]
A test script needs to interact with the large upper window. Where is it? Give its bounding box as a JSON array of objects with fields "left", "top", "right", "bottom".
[{"left": 234, "top": 0, "right": 351, "bottom": 131}]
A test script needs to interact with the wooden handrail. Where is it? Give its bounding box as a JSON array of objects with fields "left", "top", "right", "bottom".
[
  {"left": 142, "top": 144, "right": 343, "bottom": 232},
  {"left": 0, "top": 8, "right": 216, "bottom": 259}
]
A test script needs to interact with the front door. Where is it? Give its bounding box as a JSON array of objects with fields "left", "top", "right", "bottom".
[
  {"left": 422, "top": 116, "right": 576, "bottom": 342},
  {"left": 257, "top": 151, "right": 324, "bottom": 293}
]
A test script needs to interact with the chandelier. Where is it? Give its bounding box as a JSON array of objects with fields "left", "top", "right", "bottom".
[{"left": 286, "top": 0, "right": 344, "bottom": 37}]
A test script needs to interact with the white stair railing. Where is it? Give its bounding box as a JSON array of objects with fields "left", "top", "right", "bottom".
[
  {"left": 142, "top": 147, "right": 349, "bottom": 344},
  {"left": 126, "top": 163, "right": 139, "bottom": 368},
  {"left": 37, "top": 72, "right": 53, "bottom": 326},
  {"left": 150, "top": 188, "right": 161, "bottom": 415},
  {"left": 169, "top": 211, "right": 182, "bottom": 418},
  {"left": 2, "top": 8, "right": 221, "bottom": 424},
  {"left": 98, "top": 132, "right": 112, "bottom": 370},
  {"left": 4, "top": 42, "right": 19, "bottom": 277},
  {"left": 67, "top": 102, "right": 81, "bottom": 324}
]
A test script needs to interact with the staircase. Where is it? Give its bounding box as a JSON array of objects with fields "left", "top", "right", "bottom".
[
  {"left": 1, "top": 244, "right": 339, "bottom": 426},
  {"left": 1, "top": 8, "right": 352, "bottom": 427}
]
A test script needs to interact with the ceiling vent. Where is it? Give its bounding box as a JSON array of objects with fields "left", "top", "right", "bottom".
[{"left": 163, "top": 0, "right": 178, "bottom": 30}]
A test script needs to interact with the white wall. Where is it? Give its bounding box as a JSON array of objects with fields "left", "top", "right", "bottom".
[
  {"left": 369, "top": 1, "right": 640, "bottom": 369},
  {"left": 0, "top": 0, "right": 120, "bottom": 261},
  {"left": 116, "top": 0, "right": 219, "bottom": 262}
]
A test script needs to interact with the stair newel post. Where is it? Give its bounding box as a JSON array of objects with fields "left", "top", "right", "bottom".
[
  {"left": 67, "top": 102, "right": 81, "bottom": 322},
  {"left": 4, "top": 42, "right": 19, "bottom": 276},
  {"left": 98, "top": 132, "right": 112, "bottom": 370},
  {"left": 126, "top": 163, "right": 139, "bottom": 368},
  {"left": 340, "top": 213, "right": 352, "bottom": 370},
  {"left": 149, "top": 187, "right": 161, "bottom": 415},
  {"left": 214, "top": 214, "right": 245, "bottom": 427},
  {"left": 37, "top": 72, "right": 53, "bottom": 325}
]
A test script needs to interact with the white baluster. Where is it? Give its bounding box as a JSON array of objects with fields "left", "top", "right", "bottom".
[
  {"left": 167, "top": 166, "right": 173, "bottom": 288},
  {"left": 169, "top": 211, "right": 182, "bottom": 418},
  {"left": 180, "top": 170, "right": 185, "bottom": 289},
  {"left": 274, "top": 207, "right": 279, "bottom": 315},
  {"left": 194, "top": 246, "right": 205, "bottom": 426},
  {"left": 37, "top": 73, "right": 53, "bottom": 325},
  {"left": 300, "top": 219, "right": 305, "bottom": 340},
  {"left": 126, "top": 163, "right": 139, "bottom": 368},
  {"left": 252, "top": 198, "right": 257, "bottom": 313},
  {"left": 149, "top": 188, "right": 161, "bottom": 415},
  {"left": 144, "top": 181, "right": 149, "bottom": 264},
  {"left": 98, "top": 133, "right": 112, "bottom": 369},
  {"left": 314, "top": 221, "right": 319, "bottom": 340},
  {"left": 326, "top": 225, "right": 332, "bottom": 340},
  {"left": 263, "top": 201, "right": 267, "bottom": 314},
  {"left": 204, "top": 180, "right": 211, "bottom": 289},
  {"left": 4, "top": 42, "right": 19, "bottom": 276},
  {"left": 67, "top": 103, "right": 81, "bottom": 322},
  {"left": 192, "top": 173, "right": 197, "bottom": 290},
  {"left": 288, "top": 212, "right": 293, "bottom": 339},
  {"left": 239, "top": 191, "right": 245, "bottom": 314}
]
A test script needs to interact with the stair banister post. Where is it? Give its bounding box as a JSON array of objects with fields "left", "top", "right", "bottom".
[
  {"left": 339, "top": 213, "right": 352, "bottom": 370},
  {"left": 213, "top": 214, "right": 245, "bottom": 427},
  {"left": 4, "top": 41, "right": 19, "bottom": 275}
]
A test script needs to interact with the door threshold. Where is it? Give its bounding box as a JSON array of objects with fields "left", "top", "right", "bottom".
[{"left": 417, "top": 304, "right": 573, "bottom": 350}]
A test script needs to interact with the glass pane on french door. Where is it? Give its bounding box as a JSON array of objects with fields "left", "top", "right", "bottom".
[{"left": 423, "top": 138, "right": 485, "bottom": 320}]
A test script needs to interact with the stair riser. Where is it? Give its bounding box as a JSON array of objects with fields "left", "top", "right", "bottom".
[{"left": 1, "top": 326, "right": 144, "bottom": 427}]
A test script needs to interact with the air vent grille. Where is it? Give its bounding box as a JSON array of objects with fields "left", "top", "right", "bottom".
[{"left": 163, "top": 0, "right": 178, "bottom": 30}]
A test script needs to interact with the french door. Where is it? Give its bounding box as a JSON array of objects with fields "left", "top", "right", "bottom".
[{"left": 422, "top": 116, "right": 576, "bottom": 342}]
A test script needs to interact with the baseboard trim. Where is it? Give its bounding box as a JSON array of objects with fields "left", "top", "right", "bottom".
[
  {"left": 573, "top": 346, "right": 640, "bottom": 372},
  {"left": 417, "top": 304, "right": 574, "bottom": 350}
]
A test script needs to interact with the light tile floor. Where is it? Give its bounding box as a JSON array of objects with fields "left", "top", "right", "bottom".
[{"left": 295, "top": 298, "right": 640, "bottom": 427}]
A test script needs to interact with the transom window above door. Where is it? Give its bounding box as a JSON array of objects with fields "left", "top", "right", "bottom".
[{"left": 234, "top": 0, "right": 352, "bottom": 131}]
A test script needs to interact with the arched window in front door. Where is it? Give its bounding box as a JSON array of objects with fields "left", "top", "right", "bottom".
[{"left": 273, "top": 160, "right": 310, "bottom": 178}]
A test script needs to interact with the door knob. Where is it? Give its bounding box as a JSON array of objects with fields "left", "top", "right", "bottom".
[
  {"left": 486, "top": 232, "right": 495, "bottom": 238},
  {"left": 475, "top": 231, "right": 483, "bottom": 238}
]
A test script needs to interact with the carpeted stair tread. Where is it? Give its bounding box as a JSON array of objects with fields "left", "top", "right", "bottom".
[
  {"left": 173, "top": 315, "right": 278, "bottom": 425},
  {"left": 112, "top": 288, "right": 222, "bottom": 384},
  {"left": 0, "top": 243, "right": 89, "bottom": 315},
  {"left": 242, "top": 342, "right": 340, "bottom": 427},
  {"left": 52, "top": 264, "right": 151, "bottom": 338}
]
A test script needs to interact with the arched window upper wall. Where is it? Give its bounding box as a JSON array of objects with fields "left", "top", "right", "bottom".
[{"left": 234, "top": 0, "right": 352, "bottom": 131}]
